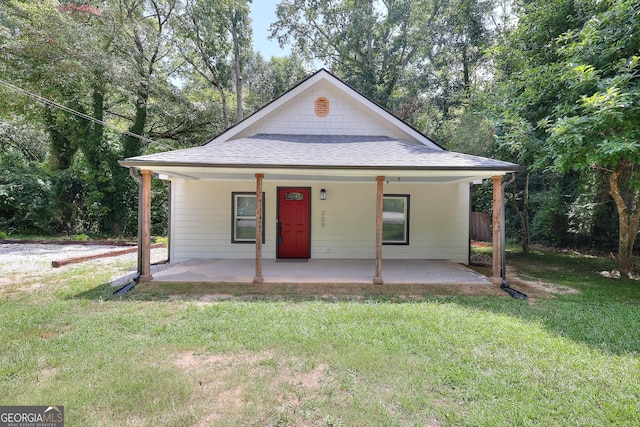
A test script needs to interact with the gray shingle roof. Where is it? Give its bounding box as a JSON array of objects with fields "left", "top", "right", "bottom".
[{"left": 122, "top": 134, "right": 519, "bottom": 171}]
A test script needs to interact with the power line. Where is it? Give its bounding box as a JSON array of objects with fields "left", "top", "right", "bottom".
[{"left": 0, "top": 78, "right": 167, "bottom": 148}]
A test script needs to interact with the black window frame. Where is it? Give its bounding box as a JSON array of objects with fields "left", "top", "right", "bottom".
[
  {"left": 382, "top": 194, "right": 410, "bottom": 245},
  {"left": 231, "top": 192, "right": 266, "bottom": 244}
]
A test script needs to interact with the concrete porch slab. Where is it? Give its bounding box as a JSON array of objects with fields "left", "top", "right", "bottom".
[{"left": 150, "top": 259, "right": 491, "bottom": 285}]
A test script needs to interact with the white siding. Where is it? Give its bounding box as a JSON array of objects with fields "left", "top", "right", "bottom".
[
  {"left": 235, "top": 81, "right": 410, "bottom": 139},
  {"left": 170, "top": 178, "right": 470, "bottom": 264}
]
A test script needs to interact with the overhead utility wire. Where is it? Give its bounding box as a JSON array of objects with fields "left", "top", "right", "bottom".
[{"left": 0, "top": 78, "right": 163, "bottom": 147}]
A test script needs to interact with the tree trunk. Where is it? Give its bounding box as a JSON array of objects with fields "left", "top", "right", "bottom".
[
  {"left": 232, "top": 9, "right": 243, "bottom": 123},
  {"left": 123, "top": 88, "right": 148, "bottom": 158},
  {"left": 215, "top": 81, "right": 229, "bottom": 130},
  {"left": 508, "top": 172, "right": 531, "bottom": 255},
  {"left": 608, "top": 161, "right": 640, "bottom": 274}
]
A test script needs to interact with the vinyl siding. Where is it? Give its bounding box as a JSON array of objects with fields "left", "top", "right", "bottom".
[
  {"left": 235, "top": 80, "right": 410, "bottom": 140},
  {"left": 170, "top": 178, "right": 470, "bottom": 264}
]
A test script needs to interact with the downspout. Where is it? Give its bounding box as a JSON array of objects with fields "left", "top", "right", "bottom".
[
  {"left": 114, "top": 168, "right": 144, "bottom": 295},
  {"left": 129, "top": 167, "right": 143, "bottom": 283},
  {"left": 500, "top": 173, "right": 527, "bottom": 300}
]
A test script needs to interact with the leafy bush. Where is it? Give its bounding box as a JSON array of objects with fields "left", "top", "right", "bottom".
[
  {"left": 530, "top": 184, "right": 569, "bottom": 246},
  {"left": 0, "top": 153, "right": 59, "bottom": 234}
]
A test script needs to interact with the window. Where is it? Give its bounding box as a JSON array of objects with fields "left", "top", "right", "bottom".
[
  {"left": 232, "top": 192, "right": 265, "bottom": 243},
  {"left": 383, "top": 195, "right": 410, "bottom": 245}
]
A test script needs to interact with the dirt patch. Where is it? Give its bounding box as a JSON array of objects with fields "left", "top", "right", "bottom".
[
  {"left": 171, "top": 350, "right": 338, "bottom": 426},
  {"left": 470, "top": 253, "right": 582, "bottom": 300},
  {"left": 500, "top": 276, "right": 580, "bottom": 302},
  {"left": 173, "top": 350, "right": 275, "bottom": 371},
  {"left": 517, "top": 280, "right": 579, "bottom": 295}
]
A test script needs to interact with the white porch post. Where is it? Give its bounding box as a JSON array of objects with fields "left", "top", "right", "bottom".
[
  {"left": 139, "top": 169, "right": 153, "bottom": 282},
  {"left": 491, "top": 175, "right": 503, "bottom": 285},
  {"left": 253, "top": 173, "right": 264, "bottom": 284},
  {"left": 374, "top": 176, "right": 385, "bottom": 284}
]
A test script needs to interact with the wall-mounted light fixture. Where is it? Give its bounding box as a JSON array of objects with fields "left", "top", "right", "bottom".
[{"left": 320, "top": 188, "right": 327, "bottom": 200}]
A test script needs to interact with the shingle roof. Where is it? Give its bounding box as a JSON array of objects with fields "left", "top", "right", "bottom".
[{"left": 122, "top": 134, "right": 519, "bottom": 171}]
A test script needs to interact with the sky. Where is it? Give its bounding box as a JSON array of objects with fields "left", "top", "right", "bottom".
[{"left": 249, "top": 0, "right": 291, "bottom": 59}]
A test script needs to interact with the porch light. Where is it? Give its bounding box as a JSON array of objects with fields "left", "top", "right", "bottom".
[{"left": 320, "top": 188, "right": 327, "bottom": 200}]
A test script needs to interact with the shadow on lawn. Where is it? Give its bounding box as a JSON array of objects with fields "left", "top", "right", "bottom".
[
  {"left": 456, "top": 295, "right": 640, "bottom": 356},
  {"left": 71, "top": 277, "right": 640, "bottom": 357}
]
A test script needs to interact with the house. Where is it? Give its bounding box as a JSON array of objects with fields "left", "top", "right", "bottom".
[{"left": 120, "top": 69, "right": 519, "bottom": 284}]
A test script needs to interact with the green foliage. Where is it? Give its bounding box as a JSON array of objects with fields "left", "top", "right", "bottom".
[
  {"left": 0, "top": 153, "right": 58, "bottom": 234},
  {"left": 243, "top": 54, "right": 308, "bottom": 111},
  {"left": 543, "top": 0, "right": 640, "bottom": 172},
  {"left": 445, "top": 110, "right": 495, "bottom": 155},
  {"left": 0, "top": 116, "right": 49, "bottom": 162},
  {"left": 541, "top": 0, "right": 640, "bottom": 271},
  {"left": 530, "top": 184, "right": 569, "bottom": 246},
  {"left": 151, "top": 179, "right": 169, "bottom": 236},
  {"left": 481, "top": 0, "right": 640, "bottom": 262},
  {"left": 0, "top": 0, "right": 221, "bottom": 237}
]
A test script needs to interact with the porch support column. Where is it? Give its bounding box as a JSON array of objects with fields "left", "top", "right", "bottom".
[
  {"left": 491, "top": 175, "right": 503, "bottom": 285},
  {"left": 373, "top": 176, "right": 385, "bottom": 284},
  {"left": 253, "top": 173, "right": 264, "bottom": 284},
  {"left": 139, "top": 169, "right": 153, "bottom": 282}
]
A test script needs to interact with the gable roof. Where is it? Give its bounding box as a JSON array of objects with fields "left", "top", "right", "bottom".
[{"left": 207, "top": 68, "right": 443, "bottom": 150}]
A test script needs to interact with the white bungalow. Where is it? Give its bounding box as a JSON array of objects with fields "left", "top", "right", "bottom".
[{"left": 120, "top": 69, "right": 519, "bottom": 284}]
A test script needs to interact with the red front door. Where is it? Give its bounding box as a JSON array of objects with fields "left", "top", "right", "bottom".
[{"left": 277, "top": 187, "right": 311, "bottom": 258}]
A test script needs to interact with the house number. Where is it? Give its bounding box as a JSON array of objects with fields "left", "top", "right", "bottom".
[{"left": 321, "top": 210, "right": 326, "bottom": 227}]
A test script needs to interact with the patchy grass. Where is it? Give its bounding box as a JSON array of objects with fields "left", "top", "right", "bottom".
[
  {"left": 0, "top": 245, "right": 639, "bottom": 426},
  {"left": 131, "top": 281, "right": 507, "bottom": 303}
]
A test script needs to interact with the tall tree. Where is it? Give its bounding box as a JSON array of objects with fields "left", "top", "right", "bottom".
[
  {"left": 111, "top": 0, "right": 177, "bottom": 158},
  {"left": 481, "top": 0, "right": 600, "bottom": 253},
  {"left": 175, "top": 0, "right": 252, "bottom": 128},
  {"left": 544, "top": 0, "right": 640, "bottom": 274}
]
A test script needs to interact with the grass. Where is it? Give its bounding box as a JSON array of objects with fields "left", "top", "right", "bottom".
[{"left": 0, "top": 245, "right": 639, "bottom": 426}]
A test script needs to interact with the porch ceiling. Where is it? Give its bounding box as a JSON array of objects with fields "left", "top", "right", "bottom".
[{"left": 148, "top": 166, "right": 506, "bottom": 184}]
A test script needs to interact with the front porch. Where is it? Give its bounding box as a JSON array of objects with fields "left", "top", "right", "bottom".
[{"left": 150, "top": 259, "right": 491, "bottom": 285}]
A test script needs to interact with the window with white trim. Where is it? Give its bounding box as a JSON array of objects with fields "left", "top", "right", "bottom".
[
  {"left": 231, "top": 192, "right": 265, "bottom": 243},
  {"left": 383, "top": 194, "right": 410, "bottom": 245}
]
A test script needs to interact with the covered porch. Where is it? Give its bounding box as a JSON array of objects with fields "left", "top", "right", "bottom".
[
  {"left": 150, "top": 258, "right": 491, "bottom": 285},
  {"left": 132, "top": 170, "right": 509, "bottom": 286}
]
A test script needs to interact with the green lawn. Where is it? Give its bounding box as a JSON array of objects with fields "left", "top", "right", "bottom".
[{"left": 1, "top": 247, "right": 639, "bottom": 426}]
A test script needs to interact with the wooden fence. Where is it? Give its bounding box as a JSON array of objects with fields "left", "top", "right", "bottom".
[{"left": 471, "top": 212, "right": 492, "bottom": 242}]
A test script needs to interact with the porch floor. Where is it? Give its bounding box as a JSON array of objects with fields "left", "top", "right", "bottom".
[{"left": 150, "top": 259, "right": 491, "bottom": 285}]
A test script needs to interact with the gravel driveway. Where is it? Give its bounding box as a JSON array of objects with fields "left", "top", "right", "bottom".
[{"left": 0, "top": 243, "right": 168, "bottom": 288}]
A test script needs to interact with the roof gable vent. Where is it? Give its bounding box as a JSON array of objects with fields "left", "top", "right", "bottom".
[{"left": 314, "top": 97, "right": 330, "bottom": 117}]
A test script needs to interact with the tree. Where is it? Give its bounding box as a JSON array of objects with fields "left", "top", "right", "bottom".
[
  {"left": 242, "top": 53, "right": 308, "bottom": 111},
  {"left": 544, "top": 0, "right": 640, "bottom": 274},
  {"left": 480, "top": 0, "right": 601, "bottom": 254},
  {"left": 271, "top": 0, "right": 443, "bottom": 110},
  {"left": 174, "top": 0, "right": 252, "bottom": 128}
]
